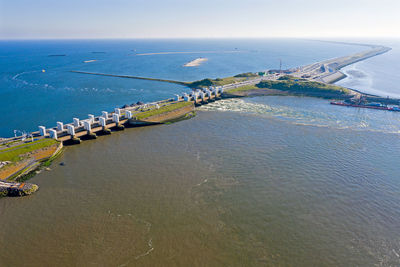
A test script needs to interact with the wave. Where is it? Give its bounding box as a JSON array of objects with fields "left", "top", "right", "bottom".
[
  {"left": 199, "top": 98, "right": 400, "bottom": 134},
  {"left": 11, "top": 70, "right": 54, "bottom": 88},
  {"left": 107, "top": 211, "right": 154, "bottom": 265},
  {"left": 12, "top": 70, "right": 40, "bottom": 81}
]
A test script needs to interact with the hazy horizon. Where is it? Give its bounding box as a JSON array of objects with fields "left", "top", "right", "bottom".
[{"left": 1, "top": 0, "right": 399, "bottom": 40}]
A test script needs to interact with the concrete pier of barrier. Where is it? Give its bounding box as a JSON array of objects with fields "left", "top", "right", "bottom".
[{"left": 32, "top": 87, "right": 223, "bottom": 145}]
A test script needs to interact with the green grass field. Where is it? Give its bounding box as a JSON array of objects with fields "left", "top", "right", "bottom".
[
  {"left": 188, "top": 73, "right": 259, "bottom": 88},
  {"left": 256, "top": 76, "right": 351, "bottom": 96},
  {"left": 0, "top": 138, "right": 59, "bottom": 162},
  {"left": 135, "top": 101, "right": 193, "bottom": 120},
  {"left": 224, "top": 84, "right": 259, "bottom": 93},
  {"left": 213, "top": 77, "right": 246, "bottom": 86},
  {"left": 225, "top": 75, "right": 351, "bottom": 98}
]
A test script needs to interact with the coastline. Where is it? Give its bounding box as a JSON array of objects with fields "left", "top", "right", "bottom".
[{"left": 3, "top": 41, "right": 395, "bottom": 197}]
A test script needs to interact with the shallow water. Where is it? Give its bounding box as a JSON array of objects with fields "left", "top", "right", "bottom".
[
  {"left": 1, "top": 97, "right": 400, "bottom": 266},
  {"left": 337, "top": 40, "right": 400, "bottom": 98}
]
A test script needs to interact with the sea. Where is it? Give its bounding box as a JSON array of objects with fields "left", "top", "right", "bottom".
[{"left": 0, "top": 39, "right": 400, "bottom": 266}]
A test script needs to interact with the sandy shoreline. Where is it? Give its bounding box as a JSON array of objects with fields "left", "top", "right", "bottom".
[
  {"left": 184, "top": 57, "right": 208, "bottom": 67},
  {"left": 136, "top": 51, "right": 241, "bottom": 56}
]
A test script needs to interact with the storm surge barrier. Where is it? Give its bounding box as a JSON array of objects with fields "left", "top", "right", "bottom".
[{"left": 18, "top": 87, "right": 224, "bottom": 145}]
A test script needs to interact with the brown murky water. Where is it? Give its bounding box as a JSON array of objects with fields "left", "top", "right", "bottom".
[{"left": 1, "top": 101, "right": 400, "bottom": 266}]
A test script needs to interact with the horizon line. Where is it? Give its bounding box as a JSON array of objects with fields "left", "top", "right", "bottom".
[{"left": 1, "top": 36, "right": 400, "bottom": 41}]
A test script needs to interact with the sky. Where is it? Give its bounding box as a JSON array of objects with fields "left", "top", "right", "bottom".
[{"left": 1, "top": 0, "right": 400, "bottom": 39}]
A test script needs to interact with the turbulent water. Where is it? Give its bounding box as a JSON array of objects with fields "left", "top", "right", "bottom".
[
  {"left": 200, "top": 97, "right": 400, "bottom": 134},
  {"left": 1, "top": 39, "right": 400, "bottom": 266}
]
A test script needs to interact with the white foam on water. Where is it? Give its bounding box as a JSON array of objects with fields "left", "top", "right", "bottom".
[
  {"left": 134, "top": 239, "right": 154, "bottom": 260},
  {"left": 194, "top": 178, "right": 208, "bottom": 187},
  {"left": 11, "top": 70, "right": 56, "bottom": 89},
  {"left": 199, "top": 98, "right": 400, "bottom": 135},
  {"left": 108, "top": 211, "right": 154, "bottom": 265}
]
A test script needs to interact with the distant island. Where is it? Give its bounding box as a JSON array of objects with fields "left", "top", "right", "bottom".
[{"left": 184, "top": 57, "right": 208, "bottom": 67}]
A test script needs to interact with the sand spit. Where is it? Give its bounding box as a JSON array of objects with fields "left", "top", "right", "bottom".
[
  {"left": 83, "top": 60, "right": 97, "bottom": 63},
  {"left": 184, "top": 58, "right": 208, "bottom": 67},
  {"left": 136, "top": 50, "right": 242, "bottom": 56}
]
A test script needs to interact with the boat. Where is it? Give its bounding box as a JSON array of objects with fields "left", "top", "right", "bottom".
[{"left": 330, "top": 101, "right": 400, "bottom": 112}]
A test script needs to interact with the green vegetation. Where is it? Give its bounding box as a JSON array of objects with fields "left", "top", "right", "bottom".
[
  {"left": 188, "top": 78, "right": 214, "bottom": 88},
  {"left": 223, "top": 75, "right": 352, "bottom": 98},
  {"left": 0, "top": 188, "right": 7, "bottom": 197},
  {"left": 233, "top": 72, "right": 258, "bottom": 78},
  {"left": 14, "top": 163, "right": 41, "bottom": 183},
  {"left": 135, "top": 101, "right": 193, "bottom": 120},
  {"left": 212, "top": 77, "right": 245, "bottom": 86},
  {"left": 256, "top": 76, "right": 350, "bottom": 97},
  {"left": 0, "top": 138, "right": 58, "bottom": 162},
  {"left": 164, "top": 111, "right": 196, "bottom": 124},
  {"left": 42, "top": 145, "right": 64, "bottom": 167},
  {"left": 188, "top": 72, "right": 262, "bottom": 88},
  {"left": 256, "top": 76, "right": 351, "bottom": 97},
  {"left": 188, "top": 76, "right": 250, "bottom": 88},
  {"left": 0, "top": 188, "right": 9, "bottom": 197},
  {"left": 224, "top": 84, "right": 259, "bottom": 93},
  {"left": 21, "top": 184, "right": 39, "bottom": 195},
  {"left": 0, "top": 183, "right": 39, "bottom": 197}
]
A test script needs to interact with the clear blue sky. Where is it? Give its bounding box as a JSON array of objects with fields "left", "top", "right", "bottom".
[{"left": 1, "top": 0, "right": 399, "bottom": 39}]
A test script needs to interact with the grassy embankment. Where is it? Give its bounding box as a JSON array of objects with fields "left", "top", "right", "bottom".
[
  {"left": 0, "top": 139, "right": 58, "bottom": 162},
  {"left": 0, "top": 138, "right": 61, "bottom": 181},
  {"left": 188, "top": 72, "right": 259, "bottom": 88},
  {"left": 134, "top": 101, "right": 194, "bottom": 120},
  {"left": 225, "top": 76, "right": 353, "bottom": 99}
]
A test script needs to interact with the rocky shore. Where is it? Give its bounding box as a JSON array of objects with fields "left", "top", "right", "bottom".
[{"left": 0, "top": 181, "right": 38, "bottom": 197}]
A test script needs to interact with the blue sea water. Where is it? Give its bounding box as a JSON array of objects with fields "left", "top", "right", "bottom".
[
  {"left": 337, "top": 39, "right": 400, "bottom": 98},
  {"left": 0, "top": 38, "right": 366, "bottom": 137}
]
